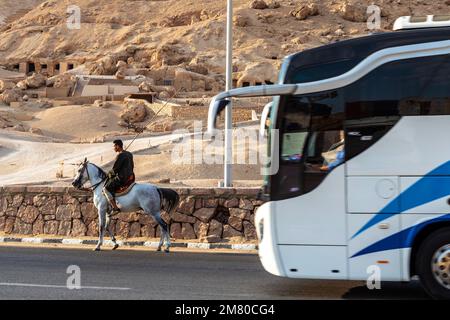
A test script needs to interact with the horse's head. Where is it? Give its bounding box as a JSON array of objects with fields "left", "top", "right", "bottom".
[{"left": 71, "top": 158, "right": 89, "bottom": 189}]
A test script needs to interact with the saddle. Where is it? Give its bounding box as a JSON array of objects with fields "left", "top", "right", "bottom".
[{"left": 115, "top": 174, "right": 136, "bottom": 196}]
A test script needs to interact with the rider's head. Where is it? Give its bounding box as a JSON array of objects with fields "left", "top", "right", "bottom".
[{"left": 113, "top": 139, "right": 124, "bottom": 152}]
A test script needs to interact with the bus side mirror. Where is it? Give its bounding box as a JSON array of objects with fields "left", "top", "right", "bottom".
[{"left": 208, "top": 99, "right": 231, "bottom": 134}]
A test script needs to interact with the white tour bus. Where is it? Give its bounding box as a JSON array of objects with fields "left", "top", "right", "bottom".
[{"left": 208, "top": 16, "right": 450, "bottom": 299}]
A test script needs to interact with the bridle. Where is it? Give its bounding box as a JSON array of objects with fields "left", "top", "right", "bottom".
[{"left": 76, "top": 161, "right": 106, "bottom": 192}]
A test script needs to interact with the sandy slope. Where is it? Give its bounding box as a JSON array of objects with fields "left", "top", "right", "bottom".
[
  {"left": 0, "top": 131, "right": 183, "bottom": 185},
  {"left": 29, "top": 104, "right": 124, "bottom": 141}
]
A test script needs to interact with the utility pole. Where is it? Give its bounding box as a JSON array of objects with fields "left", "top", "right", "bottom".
[{"left": 224, "top": 0, "right": 233, "bottom": 187}]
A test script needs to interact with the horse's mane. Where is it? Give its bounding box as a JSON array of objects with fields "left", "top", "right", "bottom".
[{"left": 88, "top": 162, "right": 107, "bottom": 180}]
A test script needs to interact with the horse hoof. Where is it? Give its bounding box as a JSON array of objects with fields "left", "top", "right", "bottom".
[
  {"left": 156, "top": 247, "right": 162, "bottom": 252},
  {"left": 93, "top": 247, "right": 101, "bottom": 252},
  {"left": 112, "top": 244, "right": 119, "bottom": 250},
  {"left": 164, "top": 249, "right": 170, "bottom": 253}
]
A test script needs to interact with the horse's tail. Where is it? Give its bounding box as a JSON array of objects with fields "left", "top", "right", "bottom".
[{"left": 157, "top": 187, "right": 180, "bottom": 215}]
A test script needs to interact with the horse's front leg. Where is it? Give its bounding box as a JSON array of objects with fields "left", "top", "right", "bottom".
[{"left": 94, "top": 206, "right": 107, "bottom": 251}]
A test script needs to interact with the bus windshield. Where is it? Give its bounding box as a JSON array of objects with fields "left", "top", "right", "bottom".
[{"left": 267, "top": 91, "right": 344, "bottom": 200}]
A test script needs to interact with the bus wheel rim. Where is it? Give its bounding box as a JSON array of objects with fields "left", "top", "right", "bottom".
[{"left": 431, "top": 244, "right": 450, "bottom": 290}]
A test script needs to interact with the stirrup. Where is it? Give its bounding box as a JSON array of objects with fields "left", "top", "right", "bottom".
[{"left": 108, "top": 207, "right": 121, "bottom": 217}]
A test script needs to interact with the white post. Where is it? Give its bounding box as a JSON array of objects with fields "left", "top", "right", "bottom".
[{"left": 224, "top": 0, "right": 233, "bottom": 187}]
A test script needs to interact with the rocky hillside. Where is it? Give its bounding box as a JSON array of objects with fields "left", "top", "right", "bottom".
[
  {"left": 0, "top": 0, "right": 45, "bottom": 25},
  {"left": 0, "top": 0, "right": 448, "bottom": 85}
]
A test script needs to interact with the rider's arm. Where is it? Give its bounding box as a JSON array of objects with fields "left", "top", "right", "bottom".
[{"left": 327, "top": 150, "right": 345, "bottom": 171}]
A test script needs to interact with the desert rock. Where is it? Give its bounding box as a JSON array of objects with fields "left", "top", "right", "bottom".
[{"left": 250, "top": 0, "right": 268, "bottom": 10}]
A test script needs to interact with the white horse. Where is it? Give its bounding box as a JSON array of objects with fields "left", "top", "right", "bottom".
[{"left": 71, "top": 158, "right": 179, "bottom": 252}]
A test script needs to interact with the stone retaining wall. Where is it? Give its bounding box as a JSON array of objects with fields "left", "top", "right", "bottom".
[{"left": 0, "top": 186, "right": 263, "bottom": 243}]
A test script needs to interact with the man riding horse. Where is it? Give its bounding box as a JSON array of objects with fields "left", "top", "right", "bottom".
[{"left": 103, "top": 139, "right": 135, "bottom": 215}]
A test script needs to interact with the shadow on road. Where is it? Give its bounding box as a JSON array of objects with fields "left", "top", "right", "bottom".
[{"left": 342, "top": 281, "right": 430, "bottom": 300}]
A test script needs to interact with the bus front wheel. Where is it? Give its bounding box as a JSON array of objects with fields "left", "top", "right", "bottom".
[{"left": 416, "top": 227, "right": 450, "bottom": 300}]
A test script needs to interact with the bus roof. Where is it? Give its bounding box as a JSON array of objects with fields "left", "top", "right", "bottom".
[{"left": 282, "top": 27, "right": 450, "bottom": 84}]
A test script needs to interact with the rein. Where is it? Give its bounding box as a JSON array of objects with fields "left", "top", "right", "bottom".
[{"left": 78, "top": 162, "right": 106, "bottom": 192}]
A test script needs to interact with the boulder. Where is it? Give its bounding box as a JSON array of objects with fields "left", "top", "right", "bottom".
[
  {"left": 32, "top": 216, "right": 44, "bottom": 235},
  {"left": 194, "top": 220, "right": 209, "bottom": 239},
  {"left": 228, "top": 216, "right": 243, "bottom": 231},
  {"left": 129, "top": 222, "right": 141, "bottom": 238},
  {"left": 138, "top": 80, "right": 156, "bottom": 92},
  {"left": 0, "top": 80, "right": 15, "bottom": 93},
  {"left": 223, "top": 225, "right": 242, "bottom": 238},
  {"left": 177, "top": 197, "right": 196, "bottom": 215},
  {"left": 233, "top": 15, "right": 250, "bottom": 27},
  {"left": 51, "top": 73, "right": 77, "bottom": 89},
  {"left": 120, "top": 99, "right": 150, "bottom": 123},
  {"left": 117, "top": 212, "right": 140, "bottom": 223},
  {"left": 239, "top": 199, "right": 254, "bottom": 210},
  {"left": 72, "top": 219, "right": 87, "bottom": 237},
  {"left": 115, "top": 69, "right": 126, "bottom": 80},
  {"left": 243, "top": 221, "right": 257, "bottom": 240},
  {"left": 17, "top": 205, "right": 40, "bottom": 224},
  {"left": 193, "top": 208, "right": 216, "bottom": 223},
  {"left": 25, "top": 73, "right": 47, "bottom": 89},
  {"left": 116, "top": 221, "right": 130, "bottom": 238},
  {"left": 141, "top": 225, "right": 156, "bottom": 238},
  {"left": 207, "top": 219, "right": 222, "bottom": 238},
  {"left": 139, "top": 214, "right": 158, "bottom": 227},
  {"left": 55, "top": 204, "right": 75, "bottom": 221},
  {"left": 203, "top": 199, "right": 218, "bottom": 208},
  {"left": 81, "top": 202, "right": 97, "bottom": 220},
  {"left": 89, "top": 55, "right": 118, "bottom": 75},
  {"left": 29, "top": 127, "right": 43, "bottom": 135},
  {"left": 229, "top": 208, "right": 247, "bottom": 220},
  {"left": 40, "top": 198, "right": 57, "bottom": 216},
  {"left": 181, "top": 223, "right": 196, "bottom": 239},
  {"left": 339, "top": 2, "right": 367, "bottom": 22},
  {"left": 290, "top": 3, "right": 319, "bottom": 20},
  {"left": 170, "top": 211, "right": 196, "bottom": 224},
  {"left": 0, "top": 89, "right": 22, "bottom": 105},
  {"left": 250, "top": 0, "right": 268, "bottom": 9},
  {"left": 116, "top": 60, "right": 127, "bottom": 69},
  {"left": 58, "top": 221, "right": 72, "bottom": 236},
  {"left": 4, "top": 217, "right": 15, "bottom": 234},
  {"left": 267, "top": 1, "right": 281, "bottom": 9},
  {"left": 13, "top": 124, "right": 26, "bottom": 132},
  {"left": 16, "top": 80, "right": 28, "bottom": 90},
  {"left": 87, "top": 220, "right": 99, "bottom": 237},
  {"left": 13, "top": 219, "right": 32, "bottom": 235},
  {"left": 93, "top": 100, "right": 112, "bottom": 108},
  {"left": 170, "top": 222, "right": 183, "bottom": 239}
]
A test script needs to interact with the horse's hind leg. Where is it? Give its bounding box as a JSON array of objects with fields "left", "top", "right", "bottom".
[
  {"left": 106, "top": 214, "right": 119, "bottom": 250},
  {"left": 153, "top": 212, "right": 170, "bottom": 253}
]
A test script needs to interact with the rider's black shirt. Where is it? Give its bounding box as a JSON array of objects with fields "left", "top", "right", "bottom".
[{"left": 112, "top": 151, "right": 134, "bottom": 183}]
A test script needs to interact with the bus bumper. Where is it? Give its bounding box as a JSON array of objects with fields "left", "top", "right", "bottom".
[{"left": 255, "top": 202, "right": 285, "bottom": 277}]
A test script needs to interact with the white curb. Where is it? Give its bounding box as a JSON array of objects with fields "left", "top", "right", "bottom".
[
  {"left": 62, "top": 239, "right": 83, "bottom": 245},
  {"left": 104, "top": 240, "right": 123, "bottom": 246},
  {"left": 144, "top": 241, "right": 160, "bottom": 248},
  {"left": 21, "top": 238, "right": 43, "bottom": 244},
  {"left": 187, "top": 243, "right": 210, "bottom": 250},
  {"left": 231, "top": 244, "right": 257, "bottom": 250}
]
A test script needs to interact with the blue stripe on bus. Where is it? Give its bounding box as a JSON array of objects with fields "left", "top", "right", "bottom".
[
  {"left": 350, "top": 214, "right": 450, "bottom": 258},
  {"left": 351, "top": 160, "right": 450, "bottom": 239}
]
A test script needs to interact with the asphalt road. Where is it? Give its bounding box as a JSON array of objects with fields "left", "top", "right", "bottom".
[{"left": 0, "top": 246, "right": 430, "bottom": 300}]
